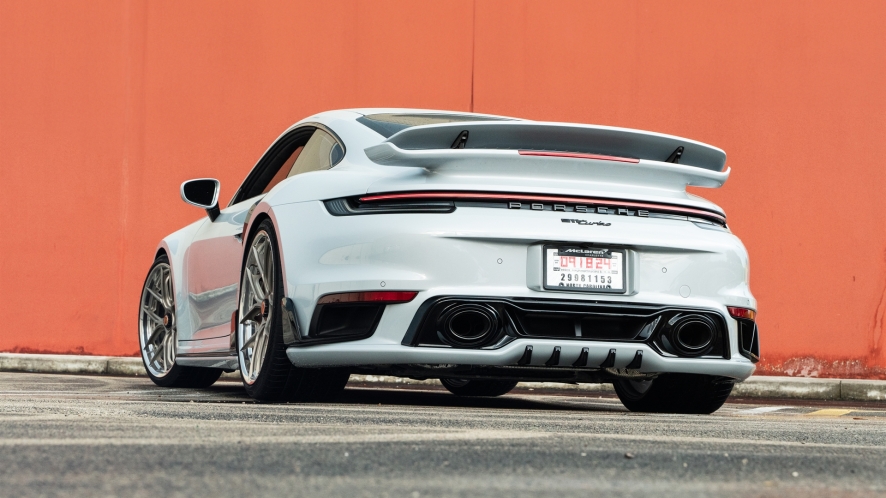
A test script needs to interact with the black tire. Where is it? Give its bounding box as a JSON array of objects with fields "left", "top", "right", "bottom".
[
  {"left": 440, "top": 378, "right": 518, "bottom": 397},
  {"left": 238, "top": 219, "right": 350, "bottom": 402},
  {"left": 613, "top": 373, "right": 734, "bottom": 414},
  {"left": 300, "top": 368, "right": 352, "bottom": 402},
  {"left": 149, "top": 367, "right": 223, "bottom": 388},
  {"left": 139, "top": 254, "right": 223, "bottom": 388}
]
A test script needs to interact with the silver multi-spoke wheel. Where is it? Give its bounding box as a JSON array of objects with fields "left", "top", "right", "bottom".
[
  {"left": 238, "top": 230, "right": 275, "bottom": 385},
  {"left": 235, "top": 221, "right": 349, "bottom": 402},
  {"left": 139, "top": 262, "right": 176, "bottom": 377}
]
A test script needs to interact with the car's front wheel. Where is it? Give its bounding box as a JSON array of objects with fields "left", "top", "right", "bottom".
[
  {"left": 138, "top": 255, "right": 222, "bottom": 388},
  {"left": 440, "top": 378, "right": 518, "bottom": 397},
  {"left": 237, "top": 220, "right": 350, "bottom": 402},
  {"left": 613, "top": 373, "right": 734, "bottom": 414}
]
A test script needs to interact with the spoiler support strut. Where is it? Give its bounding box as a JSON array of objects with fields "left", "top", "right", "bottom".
[
  {"left": 450, "top": 130, "right": 469, "bottom": 149},
  {"left": 666, "top": 146, "right": 684, "bottom": 164}
]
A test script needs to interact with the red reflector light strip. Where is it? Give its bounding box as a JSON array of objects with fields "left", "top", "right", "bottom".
[
  {"left": 727, "top": 307, "right": 756, "bottom": 321},
  {"left": 518, "top": 150, "right": 639, "bottom": 163},
  {"left": 358, "top": 191, "right": 725, "bottom": 225},
  {"left": 317, "top": 291, "right": 418, "bottom": 305}
]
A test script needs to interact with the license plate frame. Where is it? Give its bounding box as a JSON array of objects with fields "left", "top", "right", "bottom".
[{"left": 543, "top": 245, "right": 627, "bottom": 294}]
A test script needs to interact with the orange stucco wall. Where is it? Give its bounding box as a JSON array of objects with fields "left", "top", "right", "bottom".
[{"left": 1, "top": 1, "right": 885, "bottom": 378}]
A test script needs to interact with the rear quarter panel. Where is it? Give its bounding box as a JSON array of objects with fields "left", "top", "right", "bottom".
[{"left": 155, "top": 217, "right": 206, "bottom": 343}]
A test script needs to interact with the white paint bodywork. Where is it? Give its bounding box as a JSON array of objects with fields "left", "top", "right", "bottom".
[{"left": 157, "top": 109, "right": 756, "bottom": 380}]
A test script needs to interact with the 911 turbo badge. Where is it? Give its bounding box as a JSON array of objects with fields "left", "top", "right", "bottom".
[{"left": 561, "top": 218, "right": 611, "bottom": 226}]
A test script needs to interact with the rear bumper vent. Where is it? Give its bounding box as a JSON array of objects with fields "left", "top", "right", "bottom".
[
  {"left": 297, "top": 291, "right": 418, "bottom": 347},
  {"left": 736, "top": 320, "right": 760, "bottom": 363},
  {"left": 403, "top": 296, "right": 729, "bottom": 359},
  {"left": 728, "top": 306, "right": 760, "bottom": 363},
  {"left": 309, "top": 304, "right": 385, "bottom": 343}
]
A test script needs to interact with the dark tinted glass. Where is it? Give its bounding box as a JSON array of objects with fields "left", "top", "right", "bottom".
[
  {"left": 356, "top": 113, "right": 513, "bottom": 138},
  {"left": 232, "top": 127, "right": 314, "bottom": 204},
  {"left": 330, "top": 142, "right": 344, "bottom": 165}
]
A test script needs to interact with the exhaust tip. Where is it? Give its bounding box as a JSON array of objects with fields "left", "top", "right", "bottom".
[
  {"left": 438, "top": 304, "right": 500, "bottom": 347},
  {"left": 668, "top": 315, "right": 716, "bottom": 357}
]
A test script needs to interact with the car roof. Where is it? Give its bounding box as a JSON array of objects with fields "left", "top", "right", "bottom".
[{"left": 343, "top": 108, "right": 522, "bottom": 120}]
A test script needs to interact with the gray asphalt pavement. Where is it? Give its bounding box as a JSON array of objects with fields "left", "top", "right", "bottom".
[{"left": 0, "top": 372, "right": 884, "bottom": 498}]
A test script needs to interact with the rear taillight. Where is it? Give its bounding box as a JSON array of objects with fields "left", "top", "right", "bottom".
[
  {"left": 349, "top": 191, "right": 726, "bottom": 225},
  {"left": 317, "top": 291, "right": 418, "bottom": 305},
  {"left": 324, "top": 197, "right": 454, "bottom": 216},
  {"left": 727, "top": 307, "right": 756, "bottom": 321}
]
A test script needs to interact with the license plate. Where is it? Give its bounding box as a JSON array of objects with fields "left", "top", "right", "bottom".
[{"left": 544, "top": 246, "right": 626, "bottom": 293}]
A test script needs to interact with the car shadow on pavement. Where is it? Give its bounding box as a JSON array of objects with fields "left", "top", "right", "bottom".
[
  {"left": 333, "top": 385, "right": 625, "bottom": 412},
  {"left": 178, "top": 379, "right": 624, "bottom": 412}
]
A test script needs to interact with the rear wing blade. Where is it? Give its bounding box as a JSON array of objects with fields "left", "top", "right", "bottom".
[
  {"left": 375, "top": 121, "right": 726, "bottom": 171},
  {"left": 363, "top": 121, "right": 729, "bottom": 189}
]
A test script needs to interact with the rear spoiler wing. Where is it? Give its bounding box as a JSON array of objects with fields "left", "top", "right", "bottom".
[{"left": 364, "top": 121, "right": 729, "bottom": 189}]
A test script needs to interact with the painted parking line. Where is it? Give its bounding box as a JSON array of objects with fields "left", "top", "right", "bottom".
[
  {"left": 805, "top": 409, "right": 852, "bottom": 417},
  {"left": 733, "top": 406, "right": 791, "bottom": 416}
]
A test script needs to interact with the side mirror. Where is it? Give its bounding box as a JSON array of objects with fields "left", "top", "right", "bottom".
[{"left": 180, "top": 178, "right": 220, "bottom": 221}]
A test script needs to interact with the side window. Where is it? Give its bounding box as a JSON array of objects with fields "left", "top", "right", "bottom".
[
  {"left": 262, "top": 146, "right": 303, "bottom": 194},
  {"left": 231, "top": 127, "right": 344, "bottom": 205},
  {"left": 287, "top": 129, "right": 344, "bottom": 178}
]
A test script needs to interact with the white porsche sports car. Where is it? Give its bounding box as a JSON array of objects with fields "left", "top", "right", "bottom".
[{"left": 139, "top": 109, "right": 759, "bottom": 413}]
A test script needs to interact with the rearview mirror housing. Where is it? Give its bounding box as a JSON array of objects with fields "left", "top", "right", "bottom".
[{"left": 180, "top": 178, "right": 220, "bottom": 221}]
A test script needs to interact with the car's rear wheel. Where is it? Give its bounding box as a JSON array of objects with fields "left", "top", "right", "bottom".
[
  {"left": 237, "top": 220, "right": 350, "bottom": 402},
  {"left": 613, "top": 373, "right": 734, "bottom": 414},
  {"left": 138, "top": 255, "right": 222, "bottom": 388},
  {"left": 440, "top": 378, "right": 518, "bottom": 397}
]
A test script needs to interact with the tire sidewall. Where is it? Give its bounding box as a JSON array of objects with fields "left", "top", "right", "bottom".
[
  {"left": 139, "top": 254, "right": 186, "bottom": 387},
  {"left": 613, "top": 374, "right": 733, "bottom": 414},
  {"left": 238, "top": 219, "right": 289, "bottom": 399}
]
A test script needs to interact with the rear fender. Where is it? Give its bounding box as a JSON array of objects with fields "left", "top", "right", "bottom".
[{"left": 155, "top": 217, "right": 207, "bottom": 344}]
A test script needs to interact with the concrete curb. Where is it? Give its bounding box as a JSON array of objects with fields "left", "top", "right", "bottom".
[{"left": 1, "top": 353, "right": 884, "bottom": 402}]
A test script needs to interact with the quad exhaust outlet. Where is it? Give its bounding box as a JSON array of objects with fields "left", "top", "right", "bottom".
[
  {"left": 437, "top": 304, "right": 501, "bottom": 347},
  {"left": 668, "top": 314, "right": 716, "bottom": 357}
]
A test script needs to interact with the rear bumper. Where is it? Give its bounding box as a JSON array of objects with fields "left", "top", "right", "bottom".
[
  {"left": 286, "top": 339, "right": 756, "bottom": 381},
  {"left": 273, "top": 200, "right": 756, "bottom": 380}
]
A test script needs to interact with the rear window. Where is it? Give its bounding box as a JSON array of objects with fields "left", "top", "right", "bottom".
[
  {"left": 288, "top": 129, "right": 343, "bottom": 176},
  {"left": 357, "top": 113, "right": 513, "bottom": 138}
]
